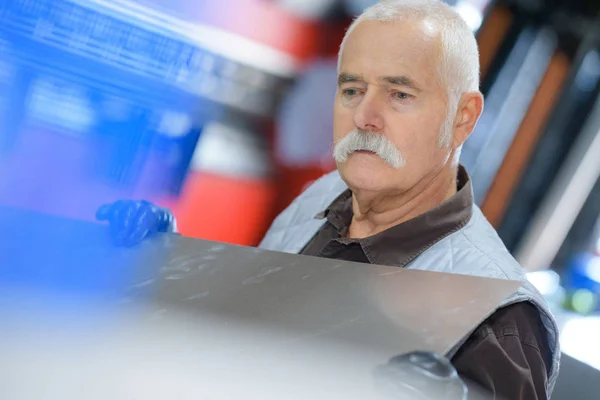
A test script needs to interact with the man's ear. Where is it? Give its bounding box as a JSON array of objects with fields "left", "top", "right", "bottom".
[{"left": 452, "top": 92, "right": 484, "bottom": 148}]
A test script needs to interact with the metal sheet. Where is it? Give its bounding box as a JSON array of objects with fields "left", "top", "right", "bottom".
[
  {"left": 0, "top": 301, "right": 491, "bottom": 400},
  {"left": 0, "top": 206, "right": 519, "bottom": 355},
  {"left": 145, "top": 239, "right": 521, "bottom": 358},
  {"left": 0, "top": 207, "right": 518, "bottom": 399}
]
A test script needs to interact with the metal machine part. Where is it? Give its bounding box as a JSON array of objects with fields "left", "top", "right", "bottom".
[
  {"left": 464, "top": 27, "right": 557, "bottom": 204},
  {"left": 515, "top": 84, "right": 600, "bottom": 271},
  {"left": 0, "top": 0, "right": 295, "bottom": 119},
  {"left": 0, "top": 0, "right": 295, "bottom": 221},
  {"left": 275, "top": 0, "right": 338, "bottom": 20}
]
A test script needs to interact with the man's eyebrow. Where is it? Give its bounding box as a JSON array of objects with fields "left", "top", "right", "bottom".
[
  {"left": 338, "top": 73, "right": 422, "bottom": 92},
  {"left": 380, "top": 75, "right": 422, "bottom": 92},
  {"left": 337, "top": 73, "right": 364, "bottom": 86}
]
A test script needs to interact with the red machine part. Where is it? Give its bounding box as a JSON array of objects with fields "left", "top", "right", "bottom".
[
  {"left": 154, "top": 1, "right": 349, "bottom": 244},
  {"left": 166, "top": 171, "right": 277, "bottom": 246},
  {"left": 159, "top": 119, "right": 277, "bottom": 246},
  {"left": 155, "top": 1, "right": 351, "bottom": 245}
]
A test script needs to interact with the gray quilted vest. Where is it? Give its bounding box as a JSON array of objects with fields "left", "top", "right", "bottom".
[{"left": 259, "top": 170, "right": 560, "bottom": 396}]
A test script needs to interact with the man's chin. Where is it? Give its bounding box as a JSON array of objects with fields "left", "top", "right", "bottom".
[{"left": 337, "top": 159, "right": 393, "bottom": 192}]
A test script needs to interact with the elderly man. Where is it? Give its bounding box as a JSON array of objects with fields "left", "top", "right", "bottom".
[{"left": 97, "top": 1, "right": 560, "bottom": 398}]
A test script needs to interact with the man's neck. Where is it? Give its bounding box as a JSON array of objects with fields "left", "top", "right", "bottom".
[{"left": 348, "top": 168, "right": 458, "bottom": 239}]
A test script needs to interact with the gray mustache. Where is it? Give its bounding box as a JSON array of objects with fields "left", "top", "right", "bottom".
[{"left": 333, "top": 130, "right": 406, "bottom": 169}]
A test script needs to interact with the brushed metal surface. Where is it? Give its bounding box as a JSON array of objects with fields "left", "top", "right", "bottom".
[
  {"left": 0, "top": 206, "right": 520, "bottom": 358},
  {"left": 0, "top": 206, "right": 518, "bottom": 399}
]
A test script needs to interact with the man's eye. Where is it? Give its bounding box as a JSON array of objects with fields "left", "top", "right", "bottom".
[
  {"left": 343, "top": 89, "right": 359, "bottom": 96},
  {"left": 394, "top": 92, "right": 410, "bottom": 100}
]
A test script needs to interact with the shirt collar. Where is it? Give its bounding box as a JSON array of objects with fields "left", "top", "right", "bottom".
[{"left": 316, "top": 165, "right": 474, "bottom": 267}]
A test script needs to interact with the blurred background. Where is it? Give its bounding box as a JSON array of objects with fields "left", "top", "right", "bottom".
[{"left": 0, "top": 0, "right": 599, "bottom": 397}]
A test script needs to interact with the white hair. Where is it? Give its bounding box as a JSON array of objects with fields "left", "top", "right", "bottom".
[{"left": 338, "top": 0, "right": 480, "bottom": 146}]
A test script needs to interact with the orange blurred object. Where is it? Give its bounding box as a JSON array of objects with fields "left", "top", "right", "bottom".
[{"left": 165, "top": 171, "right": 277, "bottom": 246}]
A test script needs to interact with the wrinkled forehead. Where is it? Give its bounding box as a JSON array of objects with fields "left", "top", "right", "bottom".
[{"left": 339, "top": 19, "right": 444, "bottom": 92}]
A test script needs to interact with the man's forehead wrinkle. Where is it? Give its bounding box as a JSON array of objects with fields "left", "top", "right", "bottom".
[
  {"left": 338, "top": 17, "right": 447, "bottom": 92},
  {"left": 344, "top": 21, "right": 441, "bottom": 63}
]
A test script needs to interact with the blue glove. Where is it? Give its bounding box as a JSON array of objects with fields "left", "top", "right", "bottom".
[{"left": 96, "top": 200, "right": 175, "bottom": 247}]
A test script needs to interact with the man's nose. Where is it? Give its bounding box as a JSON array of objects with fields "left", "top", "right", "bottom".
[{"left": 354, "top": 91, "right": 385, "bottom": 132}]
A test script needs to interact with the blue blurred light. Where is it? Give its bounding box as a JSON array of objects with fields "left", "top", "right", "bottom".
[{"left": 0, "top": 0, "right": 213, "bottom": 220}]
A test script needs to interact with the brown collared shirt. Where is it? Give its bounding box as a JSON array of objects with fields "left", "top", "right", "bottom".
[{"left": 301, "top": 166, "right": 552, "bottom": 400}]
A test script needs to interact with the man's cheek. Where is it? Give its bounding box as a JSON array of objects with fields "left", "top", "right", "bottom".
[
  {"left": 333, "top": 125, "right": 352, "bottom": 141},
  {"left": 332, "top": 131, "right": 344, "bottom": 144}
]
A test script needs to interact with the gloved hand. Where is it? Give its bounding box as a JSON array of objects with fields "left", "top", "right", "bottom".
[{"left": 96, "top": 200, "right": 176, "bottom": 247}]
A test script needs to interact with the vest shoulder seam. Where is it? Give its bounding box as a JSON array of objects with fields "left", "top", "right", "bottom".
[{"left": 453, "top": 229, "right": 512, "bottom": 280}]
